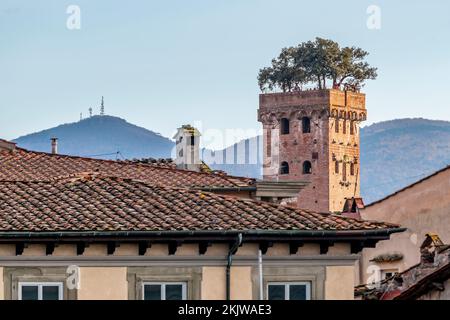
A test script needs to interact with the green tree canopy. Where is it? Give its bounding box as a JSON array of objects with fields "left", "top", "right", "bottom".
[{"left": 258, "top": 38, "right": 377, "bottom": 92}]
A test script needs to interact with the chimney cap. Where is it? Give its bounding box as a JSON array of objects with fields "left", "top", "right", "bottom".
[{"left": 173, "top": 124, "right": 201, "bottom": 139}]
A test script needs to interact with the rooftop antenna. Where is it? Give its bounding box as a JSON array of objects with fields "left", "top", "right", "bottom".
[
  {"left": 88, "top": 107, "right": 93, "bottom": 117},
  {"left": 100, "top": 96, "right": 105, "bottom": 115},
  {"left": 80, "top": 112, "right": 83, "bottom": 121}
]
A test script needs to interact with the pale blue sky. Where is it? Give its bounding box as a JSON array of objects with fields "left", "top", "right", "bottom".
[{"left": 1, "top": 0, "right": 449, "bottom": 146}]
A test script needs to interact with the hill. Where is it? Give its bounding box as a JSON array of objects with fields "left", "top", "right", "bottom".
[{"left": 13, "top": 115, "right": 174, "bottom": 160}]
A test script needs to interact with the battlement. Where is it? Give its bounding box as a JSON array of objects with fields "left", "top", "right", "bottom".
[{"left": 259, "top": 89, "right": 366, "bottom": 112}]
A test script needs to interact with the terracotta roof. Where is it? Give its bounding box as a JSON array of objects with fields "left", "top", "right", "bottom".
[
  {"left": 0, "top": 148, "right": 254, "bottom": 190},
  {"left": 355, "top": 236, "right": 450, "bottom": 300},
  {"left": 122, "top": 158, "right": 213, "bottom": 173},
  {"left": 0, "top": 173, "right": 398, "bottom": 233}
]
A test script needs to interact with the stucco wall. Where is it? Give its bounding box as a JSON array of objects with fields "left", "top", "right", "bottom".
[
  {"left": 360, "top": 168, "right": 450, "bottom": 284},
  {"left": 201, "top": 267, "right": 226, "bottom": 300},
  {"left": 78, "top": 267, "right": 128, "bottom": 300},
  {"left": 230, "top": 267, "right": 253, "bottom": 300},
  {"left": 0, "top": 267, "right": 3, "bottom": 300},
  {"left": 325, "top": 266, "right": 354, "bottom": 300}
]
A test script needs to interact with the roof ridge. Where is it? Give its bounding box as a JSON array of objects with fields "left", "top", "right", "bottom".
[{"left": 11, "top": 147, "right": 255, "bottom": 185}]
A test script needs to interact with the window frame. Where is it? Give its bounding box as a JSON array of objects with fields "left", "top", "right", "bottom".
[
  {"left": 280, "top": 118, "right": 290, "bottom": 135},
  {"left": 141, "top": 282, "right": 187, "bottom": 300},
  {"left": 302, "top": 161, "right": 312, "bottom": 174},
  {"left": 18, "top": 282, "right": 63, "bottom": 300},
  {"left": 280, "top": 161, "right": 290, "bottom": 175},
  {"left": 301, "top": 117, "right": 311, "bottom": 134},
  {"left": 267, "top": 282, "right": 311, "bottom": 300}
]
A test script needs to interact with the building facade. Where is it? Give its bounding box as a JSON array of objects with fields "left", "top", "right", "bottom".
[
  {"left": 359, "top": 166, "right": 450, "bottom": 284},
  {"left": 0, "top": 173, "right": 401, "bottom": 300},
  {"left": 258, "top": 89, "right": 367, "bottom": 213}
]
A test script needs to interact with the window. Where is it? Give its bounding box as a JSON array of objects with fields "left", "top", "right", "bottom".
[
  {"left": 350, "top": 121, "right": 355, "bottom": 135},
  {"left": 302, "top": 161, "right": 312, "bottom": 174},
  {"left": 335, "top": 161, "right": 339, "bottom": 174},
  {"left": 335, "top": 118, "right": 339, "bottom": 133},
  {"left": 280, "top": 161, "right": 289, "bottom": 175},
  {"left": 190, "top": 136, "right": 195, "bottom": 146},
  {"left": 301, "top": 117, "right": 311, "bottom": 133},
  {"left": 18, "top": 282, "right": 63, "bottom": 300},
  {"left": 267, "top": 282, "right": 311, "bottom": 300},
  {"left": 343, "top": 120, "right": 347, "bottom": 134},
  {"left": 350, "top": 163, "right": 355, "bottom": 176},
  {"left": 342, "top": 163, "right": 347, "bottom": 181},
  {"left": 142, "top": 282, "right": 186, "bottom": 300},
  {"left": 381, "top": 269, "right": 398, "bottom": 280},
  {"left": 280, "top": 118, "right": 290, "bottom": 135}
]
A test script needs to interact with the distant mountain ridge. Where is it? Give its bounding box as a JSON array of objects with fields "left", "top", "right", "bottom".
[
  {"left": 12, "top": 116, "right": 450, "bottom": 204},
  {"left": 13, "top": 115, "right": 175, "bottom": 160}
]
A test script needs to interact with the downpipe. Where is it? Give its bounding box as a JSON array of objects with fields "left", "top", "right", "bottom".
[{"left": 226, "top": 233, "right": 243, "bottom": 300}]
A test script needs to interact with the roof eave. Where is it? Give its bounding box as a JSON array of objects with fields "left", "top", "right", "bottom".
[{"left": 0, "top": 228, "right": 406, "bottom": 242}]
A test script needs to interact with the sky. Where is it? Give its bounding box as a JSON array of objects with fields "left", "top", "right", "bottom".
[{"left": 1, "top": 0, "right": 449, "bottom": 148}]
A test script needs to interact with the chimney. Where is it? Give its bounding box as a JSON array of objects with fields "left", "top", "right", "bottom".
[
  {"left": 173, "top": 125, "right": 201, "bottom": 172},
  {"left": 341, "top": 197, "right": 364, "bottom": 219},
  {"left": 420, "top": 233, "right": 444, "bottom": 264},
  {"left": 0, "top": 139, "right": 16, "bottom": 152},
  {"left": 51, "top": 138, "right": 58, "bottom": 154}
]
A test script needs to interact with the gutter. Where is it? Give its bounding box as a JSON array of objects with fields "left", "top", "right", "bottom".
[
  {"left": 198, "top": 186, "right": 257, "bottom": 192},
  {"left": 0, "top": 228, "right": 406, "bottom": 239},
  {"left": 226, "top": 233, "right": 242, "bottom": 300}
]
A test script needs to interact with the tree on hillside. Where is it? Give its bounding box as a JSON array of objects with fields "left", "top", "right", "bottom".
[{"left": 258, "top": 38, "right": 377, "bottom": 92}]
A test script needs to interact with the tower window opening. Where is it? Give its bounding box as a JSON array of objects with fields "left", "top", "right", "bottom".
[
  {"left": 280, "top": 118, "right": 290, "bottom": 135},
  {"left": 302, "top": 117, "right": 311, "bottom": 133},
  {"left": 335, "top": 118, "right": 339, "bottom": 133},
  {"left": 350, "top": 121, "right": 355, "bottom": 135},
  {"left": 303, "top": 161, "right": 312, "bottom": 174},
  {"left": 342, "top": 163, "right": 347, "bottom": 181},
  {"left": 343, "top": 120, "right": 347, "bottom": 134},
  {"left": 190, "top": 136, "right": 195, "bottom": 146},
  {"left": 280, "top": 161, "right": 289, "bottom": 175},
  {"left": 350, "top": 163, "right": 355, "bottom": 176},
  {"left": 335, "top": 161, "right": 339, "bottom": 174}
]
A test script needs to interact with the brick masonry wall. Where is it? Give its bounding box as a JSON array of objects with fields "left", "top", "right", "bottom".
[{"left": 258, "top": 89, "right": 366, "bottom": 213}]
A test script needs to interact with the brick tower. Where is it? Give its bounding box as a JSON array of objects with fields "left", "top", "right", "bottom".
[{"left": 257, "top": 89, "right": 367, "bottom": 213}]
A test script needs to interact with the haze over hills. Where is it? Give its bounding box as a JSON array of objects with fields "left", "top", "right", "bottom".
[{"left": 12, "top": 116, "right": 450, "bottom": 204}]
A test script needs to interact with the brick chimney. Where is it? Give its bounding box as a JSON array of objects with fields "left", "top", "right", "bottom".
[
  {"left": 51, "top": 138, "right": 58, "bottom": 154},
  {"left": 173, "top": 125, "right": 201, "bottom": 172}
]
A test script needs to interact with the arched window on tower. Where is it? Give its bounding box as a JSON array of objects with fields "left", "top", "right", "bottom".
[
  {"left": 335, "top": 161, "right": 339, "bottom": 174},
  {"left": 303, "top": 161, "right": 312, "bottom": 174},
  {"left": 343, "top": 119, "right": 347, "bottom": 134},
  {"left": 280, "top": 161, "right": 289, "bottom": 175},
  {"left": 280, "top": 118, "right": 290, "bottom": 135},
  {"left": 350, "top": 163, "right": 355, "bottom": 176},
  {"left": 302, "top": 117, "right": 311, "bottom": 133},
  {"left": 335, "top": 118, "right": 339, "bottom": 133}
]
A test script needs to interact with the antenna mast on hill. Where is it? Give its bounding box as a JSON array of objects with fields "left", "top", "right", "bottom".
[
  {"left": 100, "top": 96, "right": 105, "bottom": 116},
  {"left": 89, "top": 107, "right": 93, "bottom": 117},
  {"left": 80, "top": 112, "right": 83, "bottom": 121}
]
